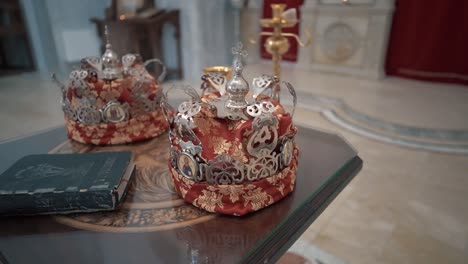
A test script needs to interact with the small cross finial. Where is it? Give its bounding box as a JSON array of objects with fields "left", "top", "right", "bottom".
[
  {"left": 225, "top": 42, "right": 249, "bottom": 110},
  {"left": 231, "top": 42, "right": 247, "bottom": 75},
  {"left": 231, "top": 42, "right": 248, "bottom": 59}
]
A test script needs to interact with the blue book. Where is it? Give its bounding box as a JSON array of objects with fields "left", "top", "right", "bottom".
[{"left": 0, "top": 152, "right": 135, "bottom": 215}]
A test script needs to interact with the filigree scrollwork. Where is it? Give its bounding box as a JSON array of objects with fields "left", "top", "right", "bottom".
[
  {"left": 226, "top": 107, "right": 250, "bottom": 120},
  {"left": 76, "top": 99, "right": 101, "bottom": 125},
  {"left": 201, "top": 72, "right": 227, "bottom": 96},
  {"left": 246, "top": 101, "right": 275, "bottom": 117},
  {"left": 162, "top": 85, "right": 204, "bottom": 163},
  {"left": 247, "top": 114, "right": 279, "bottom": 157},
  {"left": 175, "top": 122, "right": 201, "bottom": 146},
  {"left": 209, "top": 99, "right": 249, "bottom": 120},
  {"left": 173, "top": 120, "right": 203, "bottom": 160},
  {"left": 281, "top": 81, "right": 297, "bottom": 118},
  {"left": 176, "top": 101, "right": 201, "bottom": 129},
  {"left": 252, "top": 113, "right": 278, "bottom": 130},
  {"left": 68, "top": 70, "right": 89, "bottom": 95},
  {"left": 160, "top": 94, "right": 176, "bottom": 125},
  {"left": 83, "top": 56, "right": 102, "bottom": 72},
  {"left": 82, "top": 54, "right": 162, "bottom": 83},
  {"left": 140, "top": 90, "right": 163, "bottom": 114},
  {"left": 246, "top": 104, "right": 261, "bottom": 117},
  {"left": 62, "top": 103, "right": 77, "bottom": 121},
  {"left": 178, "top": 101, "right": 201, "bottom": 117},
  {"left": 170, "top": 145, "right": 177, "bottom": 167},
  {"left": 182, "top": 85, "right": 202, "bottom": 102},
  {"left": 259, "top": 101, "right": 275, "bottom": 113},
  {"left": 53, "top": 50, "right": 168, "bottom": 125},
  {"left": 226, "top": 115, "right": 242, "bottom": 121},
  {"left": 128, "top": 66, "right": 148, "bottom": 81},
  {"left": 122, "top": 54, "right": 136, "bottom": 72},
  {"left": 251, "top": 75, "right": 279, "bottom": 99},
  {"left": 178, "top": 139, "right": 202, "bottom": 156},
  {"left": 196, "top": 163, "right": 208, "bottom": 182},
  {"left": 206, "top": 154, "right": 245, "bottom": 185},
  {"left": 144, "top": 58, "right": 167, "bottom": 83},
  {"left": 246, "top": 150, "right": 279, "bottom": 180},
  {"left": 52, "top": 73, "right": 76, "bottom": 121}
]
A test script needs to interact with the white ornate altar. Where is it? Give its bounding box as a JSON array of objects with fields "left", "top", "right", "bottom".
[{"left": 241, "top": 0, "right": 395, "bottom": 79}]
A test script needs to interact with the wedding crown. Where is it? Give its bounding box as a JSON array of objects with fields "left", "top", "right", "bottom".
[
  {"left": 53, "top": 26, "right": 168, "bottom": 145},
  {"left": 162, "top": 43, "right": 299, "bottom": 215}
]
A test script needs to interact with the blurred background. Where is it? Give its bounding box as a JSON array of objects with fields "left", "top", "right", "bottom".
[{"left": 1, "top": 0, "right": 467, "bottom": 263}]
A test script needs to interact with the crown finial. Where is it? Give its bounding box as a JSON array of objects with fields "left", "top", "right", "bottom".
[
  {"left": 101, "top": 24, "right": 122, "bottom": 80},
  {"left": 231, "top": 42, "right": 247, "bottom": 74},
  {"left": 225, "top": 42, "right": 249, "bottom": 109},
  {"left": 104, "top": 25, "right": 111, "bottom": 49}
]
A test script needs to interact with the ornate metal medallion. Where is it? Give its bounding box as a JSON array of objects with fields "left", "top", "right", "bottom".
[
  {"left": 246, "top": 150, "right": 279, "bottom": 180},
  {"left": 247, "top": 114, "right": 279, "bottom": 157},
  {"left": 177, "top": 152, "right": 199, "bottom": 179},
  {"left": 281, "top": 139, "right": 294, "bottom": 167},
  {"left": 206, "top": 154, "right": 245, "bottom": 184},
  {"left": 101, "top": 101, "right": 129, "bottom": 123},
  {"left": 76, "top": 103, "right": 101, "bottom": 125}
]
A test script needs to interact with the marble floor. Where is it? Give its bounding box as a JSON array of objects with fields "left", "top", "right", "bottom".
[{"left": 1, "top": 67, "right": 468, "bottom": 263}]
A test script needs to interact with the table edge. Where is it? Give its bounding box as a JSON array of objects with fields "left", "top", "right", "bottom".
[{"left": 241, "top": 155, "right": 363, "bottom": 264}]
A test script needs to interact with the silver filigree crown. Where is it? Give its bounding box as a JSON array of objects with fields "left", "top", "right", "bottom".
[
  {"left": 52, "top": 26, "right": 167, "bottom": 125},
  {"left": 162, "top": 42, "right": 298, "bottom": 184}
]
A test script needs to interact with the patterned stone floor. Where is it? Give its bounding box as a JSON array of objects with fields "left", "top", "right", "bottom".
[{"left": 1, "top": 67, "right": 468, "bottom": 263}]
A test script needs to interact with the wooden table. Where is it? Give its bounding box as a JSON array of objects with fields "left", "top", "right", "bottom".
[{"left": 0, "top": 126, "right": 362, "bottom": 264}]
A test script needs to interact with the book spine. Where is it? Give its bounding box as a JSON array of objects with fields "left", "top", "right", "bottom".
[{"left": 0, "top": 190, "right": 116, "bottom": 215}]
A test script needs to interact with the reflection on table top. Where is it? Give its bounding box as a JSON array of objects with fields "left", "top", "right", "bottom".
[{"left": 0, "top": 125, "right": 362, "bottom": 264}]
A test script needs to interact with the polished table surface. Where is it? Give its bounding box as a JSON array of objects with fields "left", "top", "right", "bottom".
[{"left": 0, "top": 126, "right": 362, "bottom": 264}]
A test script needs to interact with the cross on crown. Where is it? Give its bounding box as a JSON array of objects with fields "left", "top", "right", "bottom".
[
  {"left": 231, "top": 42, "right": 248, "bottom": 58},
  {"left": 231, "top": 42, "right": 248, "bottom": 75}
]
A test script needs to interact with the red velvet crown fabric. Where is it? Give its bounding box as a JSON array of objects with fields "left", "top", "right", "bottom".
[
  {"left": 170, "top": 147, "right": 298, "bottom": 216},
  {"left": 65, "top": 77, "right": 167, "bottom": 145},
  {"left": 188, "top": 95, "right": 297, "bottom": 163},
  {"left": 169, "top": 95, "right": 299, "bottom": 215},
  {"left": 66, "top": 111, "right": 167, "bottom": 145}
]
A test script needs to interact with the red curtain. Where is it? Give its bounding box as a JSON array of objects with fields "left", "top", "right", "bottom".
[
  {"left": 260, "top": 0, "right": 304, "bottom": 62},
  {"left": 385, "top": 0, "right": 468, "bottom": 85}
]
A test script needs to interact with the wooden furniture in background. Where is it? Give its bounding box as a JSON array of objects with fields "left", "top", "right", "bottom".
[
  {"left": 91, "top": 10, "right": 183, "bottom": 80},
  {"left": 0, "top": 0, "right": 35, "bottom": 76}
]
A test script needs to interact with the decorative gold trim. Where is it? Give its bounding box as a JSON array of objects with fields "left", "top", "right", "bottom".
[
  {"left": 203, "top": 66, "right": 232, "bottom": 80},
  {"left": 54, "top": 214, "right": 216, "bottom": 233}
]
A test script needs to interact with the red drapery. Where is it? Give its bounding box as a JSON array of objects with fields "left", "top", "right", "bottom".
[
  {"left": 260, "top": 0, "right": 304, "bottom": 62},
  {"left": 385, "top": 0, "right": 468, "bottom": 85}
]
